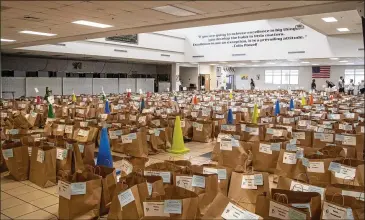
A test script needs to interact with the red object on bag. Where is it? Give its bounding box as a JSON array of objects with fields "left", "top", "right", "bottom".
[
  {"left": 309, "top": 95, "right": 313, "bottom": 105},
  {"left": 127, "top": 92, "right": 131, "bottom": 98},
  {"left": 36, "top": 96, "right": 41, "bottom": 104}
]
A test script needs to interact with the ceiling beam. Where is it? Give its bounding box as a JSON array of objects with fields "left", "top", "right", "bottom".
[{"left": 2, "top": 1, "right": 361, "bottom": 49}]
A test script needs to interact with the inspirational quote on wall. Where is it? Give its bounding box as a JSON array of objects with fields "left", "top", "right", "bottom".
[{"left": 193, "top": 26, "right": 306, "bottom": 48}]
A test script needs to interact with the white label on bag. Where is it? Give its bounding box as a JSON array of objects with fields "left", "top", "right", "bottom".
[
  {"left": 241, "top": 175, "right": 257, "bottom": 189},
  {"left": 37, "top": 150, "right": 45, "bottom": 163},
  {"left": 143, "top": 202, "right": 170, "bottom": 217},
  {"left": 147, "top": 182, "right": 152, "bottom": 196},
  {"left": 121, "top": 135, "right": 132, "bottom": 144},
  {"left": 292, "top": 132, "right": 305, "bottom": 140},
  {"left": 80, "top": 121, "right": 88, "bottom": 128},
  {"left": 78, "top": 144, "right": 84, "bottom": 153},
  {"left": 121, "top": 160, "right": 133, "bottom": 175},
  {"left": 71, "top": 182, "right": 86, "bottom": 195},
  {"left": 78, "top": 129, "right": 89, "bottom": 137},
  {"left": 118, "top": 189, "right": 135, "bottom": 207},
  {"left": 335, "top": 165, "right": 356, "bottom": 180},
  {"left": 58, "top": 181, "right": 71, "bottom": 199},
  {"left": 57, "top": 124, "right": 65, "bottom": 132},
  {"left": 138, "top": 116, "right": 146, "bottom": 123},
  {"left": 322, "top": 201, "right": 347, "bottom": 219},
  {"left": 196, "top": 123, "right": 203, "bottom": 131},
  {"left": 2, "top": 149, "right": 13, "bottom": 160},
  {"left": 342, "top": 190, "right": 365, "bottom": 201},
  {"left": 259, "top": 143, "right": 272, "bottom": 155},
  {"left": 343, "top": 136, "right": 356, "bottom": 146},
  {"left": 180, "top": 120, "right": 185, "bottom": 128},
  {"left": 283, "top": 152, "right": 297, "bottom": 165},
  {"left": 164, "top": 200, "right": 182, "bottom": 214},
  {"left": 129, "top": 115, "right": 137, "bottom": 121},
  {"left": 192, "top": 175, "right": 205, "bottom": 188},
  {"left": 221, "top": 202, "right": 260, "bottom": 220},
  {"left": 290, "top": 181, "right": 325, "bottom": 200},
  {"left": 220, "top": 140, "right": 232, "bottom": 151},
  {"left": 65, "top": 125, "right": 73, "bottom": 134},
  {"left": 307, "top": 162, "right": 325, "bottom": 173},
  {"left": 144, "top": 171, "right": 171, "bottom": 183},
  {"left": 269, "top": 201, "right": 290, "bottom": 219},
  {"left": 273, "top": 129, "right": 283, "bottom": 137},
  {"left": 175, "top": 176, "right": 193, "bottom": 191},
  {"left": 56, "top": 148, "right": 66, "bottom": 160},
  {"left": 28, "top": 147, "right": 32, "bottom": 156},
  {"left": 248, "top": 127, "right": 259, "bottom": 135}
]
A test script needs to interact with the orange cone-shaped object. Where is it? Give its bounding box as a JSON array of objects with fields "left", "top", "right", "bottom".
[
  {"left": 193, "top": 96, "right": 198, "bottom": 105},
  {"left": 309, "top": 95, "right": 314, "bottom": 105}
]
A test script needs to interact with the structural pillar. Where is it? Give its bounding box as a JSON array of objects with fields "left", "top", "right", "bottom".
[{"left": 171, "top": 63, "right": 180, "bottom": 91}]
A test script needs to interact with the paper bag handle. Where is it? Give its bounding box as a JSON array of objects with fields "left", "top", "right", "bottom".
[
  {"left": 273, "top": 193, "right": 289, "bottom": 204},
  {"left": 295, "top": 172, "right": 309, "bottom": 183},
  {"left": 331, "top": 193, "right": 345, "bottom": 206},
  {"left": 343, "top": 176, "right": 355, "bottom": 186}
]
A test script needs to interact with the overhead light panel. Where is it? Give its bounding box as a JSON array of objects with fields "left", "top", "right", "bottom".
[
  {"left": 209, "top": 64, "right": 217, "bottom": 66},
  {"left": 1, "top": 38, "right": 16, "bottom": 42},
  {"left": 339, "top": 60, "right": 348, "bottom": 63},
  {"left": 287, "top": 59, "right": 298, "bottom": 62},
  {"left": 346, "top": 63, "right": 354, "bottom": 65},
  {"left": 330, "top": 58, "right": 339, "bottom": 60},
  {"left": 312, "top": 64, "right": 319, "bottom": 65},
  {"left": 72, "top": 20, "right": 113, "bottom": 28},
  {"left": 322, "top": 17, "right": 337, "bottom": 22},
  {"left": 19, "top": 30, "right": 56, "bottom": 36},
  {"left": 301, "top": 61, "right": 310, "bottom": 64},
  {"left": 153, "top": 5, "right": 197, "bottom": 17},
  {"left": 252, "top": 65, "right": 260, "bottom": 67},
  {"left": 251, "top": 60, "right": 260, "bottom": 63},
  {"left": 337, "top": 28, "right": 349, "bottom": 32},
  {"left": 266, "top": 62, "right": 276, "bottom": 65}
]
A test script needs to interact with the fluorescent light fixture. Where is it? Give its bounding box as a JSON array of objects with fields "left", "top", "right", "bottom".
[
  {"left": 346, "top": 63, "right": 354, "bottom": 65},
  {"left": 251, "top": 60, "right": 260, "bottom": 63},
  {"left": 209, "top": 64, "right": 217, "bottom": 66},
  {"left": 220, "top": 61, "right": 228, "bottom": 64},
  {"left": 266, "top": 62, "right": 276, "bottom": 65},
  {"left": 1, "top": 38, "right": 16, "bottom": 42},
  {"left": 312, "top": 64, "right": 319, "bottom": 65},
  {"left": 287, "top": 59, "right": 298, "bottom": 62},
  {"left": 190, "top": 62, "right": 198, "bottom": 65},
  {"left": 339, "top": 60, "right": 348, "bottom": 63},
  {"left": 153, "top": 5, "right": 196, "bottom": 17},
  {"left": 301, "top": 61, "right": 310, "bottom": 64},
  {"left": 337, "top": 28, "right": 349, "bottom": 32},
  {"left": 322, "top": 17, "right": 337, "bottom": 22},
  {"left": 19, "top": 30, "right": 56, "bottom": 36},
  {"left": 330, "top": 58, "right": 339, "bottom": 60},
  {"left": 72, "top": 20, "right": 113, "bottom": 28},
  {"left": 252, "top": 65, "right": 259, "bottom": 67}
]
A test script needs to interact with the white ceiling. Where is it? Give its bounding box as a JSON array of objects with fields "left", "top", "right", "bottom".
[
  {"left": 295, "top": 10, "right": 362, "bottom": 35},
  {"left": 199, "top": 57, "right": 364, "bottom": 67},
  {"left": 1, "top": 0, "right": 361, "bottom": 49}
]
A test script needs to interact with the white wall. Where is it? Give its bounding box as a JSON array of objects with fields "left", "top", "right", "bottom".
[
  {"left": 63, "top": 78, "right": 93, "bottom": 95},
  {"left": 234, "top": 65, "right": 364, "bottom": 91},
  {"left": 1, "top": 77, "right": 26, "bottom": 99},
  {"left": 179, "top": 67, "right": 199, "bottom": 88},
  {"left": 26, "top": 77, "right": 63, "bottom": 96}
]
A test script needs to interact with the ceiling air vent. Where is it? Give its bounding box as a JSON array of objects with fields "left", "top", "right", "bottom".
[
  {"left": 51, "top": 43, "right": 66, "bottom": 46},
  {"left": 161, "top": 54, "right": 170, "bottom": 57},
  {"left": 288, "top": 51, "right": 305, "bottom": 54},
  {"left": 358, "top": 48, "right": 364, "bottom": 51},
  {"left": 23, "top": 16, "right": 43, "bottom": 22},
  {"left": 192, "top": 55, "right": 204, "bottom": 58},
  {"left": 232, "top": 53, "right": 246, "bottom": 57}
]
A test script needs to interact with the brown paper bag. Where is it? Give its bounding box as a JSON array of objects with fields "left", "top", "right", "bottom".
[
  {"left": 120, "top": 131, "right": 149, "bottom": 158},
  {"left": 2, "top": 141, "right": 29, "bottom": 181},
  {"left": 29, "top": 144, "right": 57, "bottom": 188},
  {"left": 276, "top": 149, "right": 307, "bottom": 182},
  {"left": 217, "top": 138, "right": 252, "bottom": 170},
  {"left": 329, "top": 158, "right": 364, "bottom": 186},
  {"left": 252, "top": 140, "right": 285, "bottom": 173},
  {"left": 192, "top": 121, "right": 213, "bottom": 143},
  {"left": 58, "top": 171, "right": 102, "bottom": 219},
  {"left": 94, "top": 166, "right": 117, "bottom": 215},
  {"left": 228, "top": 170, "right": 270, "bottom": 212},
  {"left": 325, "top": 184, "right": 364, "bottom": 201},
  {"left": 202, "top": 192, "right": 263, "bottom": 220},
  {"left": 322, "top": 194, "right": 364, "bottom": 220},
  {"left": 144, "top": 162, "right": 182, "bottom": 186}
]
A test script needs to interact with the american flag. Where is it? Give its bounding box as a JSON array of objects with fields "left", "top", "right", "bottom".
[{"left": 312, "top": 66, "right": 331, "bottom": 78}]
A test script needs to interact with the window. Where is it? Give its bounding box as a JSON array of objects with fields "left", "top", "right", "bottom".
[
  {"left": 345, "top": 69, "right": 364, "bottom": 85},
  {"left": 26, "top": 71, "right": 38, "bottom": 77},
  {"left": 48, "top": 71, "right": 57, "bottom": 77},
  {"left": 264, "top": 69, "right": 299, "bottom": 84},
  {"left": 1, "top": 70, "right": 14, "bottom": 77}
]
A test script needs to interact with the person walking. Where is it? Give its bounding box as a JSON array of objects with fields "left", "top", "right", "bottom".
[
  {"left": 311, "top": 79, "right": 316, "bottom": 91},
  {"left": 359, "top": 80, "right": 365, "bottom": 94},
  {"left": 338, "top": 76, "right": 345, "bottom": 93},
  {"left": 250, "top": 78, "right": 255, "bottom": 90},
  {"left": 347, "top": 79, "right": 355, "bottom": 95},
  {"left": 326, "top": 80, "right": 335, "bottom": 88}
]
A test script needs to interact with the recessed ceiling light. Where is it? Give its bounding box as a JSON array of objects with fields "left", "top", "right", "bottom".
[
  {"left": 72, "top": 20, "right": 113, "bottom": 28},
  {"left": 339, "top": 60, "right": 348, "bottom": 63},
  {"left": 19, "top": 30, "right": 56, "bottom": 36},
  {"left": 266, "top": 62, "right": 276, "bottom": 65},
  {"left": 220, "top": 61, "right": 228, "bottom": 64},
  {"left": 312, "top": 64, "right": 319, "bottom": 65},
  {"left": 287, "top": 59, "right": 298, "bottom": 62},
  {"left": 346, "top": 63, "right": 354, "bottom": 65},
  {"left": 153, "top": 5, "right": 196, "bottom": 17},
  {"left": 252, "top": 65, "right": 259, "bottom": 67},
  {"left": 330, "top": 58, "right": 339, "bottom": 60},
  {"left": 301, "top": 61, "right": 310, "bottom": 64},
  {"left": 1, "top": 38, "right": 16, "bottom": 42},
  {"left": 322, "top": 17, "right": 337, "bottom": 22},
  {"left": 251, "top": 60, "right": 260, "bottom": 63},
  {"left": 337, "top": 28, "right": 349, "bottom": 32},
  {"left": 209, "top": 64, "right": 217, "bottom": 66}
]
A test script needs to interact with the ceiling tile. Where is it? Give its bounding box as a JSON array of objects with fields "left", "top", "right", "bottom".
[{"left": 90, "top": 1, "right": 143, "bottom": 11}]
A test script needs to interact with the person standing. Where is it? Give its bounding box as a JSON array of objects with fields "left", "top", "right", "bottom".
[
  {"left": 338, "top": 76, "right": 345, "bottom": 93},
  {"left": 347, "top": 79, "right": 355, "bottom": 95},
  {"left": 359, "top": 80, "right": 365, "bottom": 94},
  {"left": 326, "top": 80, "right": 335, "bottom": 88},
  {"left": 311, "top": 79, "right": 316, "bottom": 91},
  {"left": 250, "top": 78, "right": 255, "bottom": 90}
]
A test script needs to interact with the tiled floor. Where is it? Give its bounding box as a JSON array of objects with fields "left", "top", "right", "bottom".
[{"left": 0, "top": 141, "right": 215, "bottom": 219}]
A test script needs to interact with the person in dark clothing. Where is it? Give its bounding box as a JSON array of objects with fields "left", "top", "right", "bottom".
[
  {"left": 326, "top": 80, "right": 335, "bottom": 88},
  {"left": 250, "top": 78, "right": 255, "bottom": 90},
  {"left": 311, "top": 79, "right": 316, "bottom": 91},
  {"left": 338, "top": 76, "right": 345, "bottom": 93}
]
